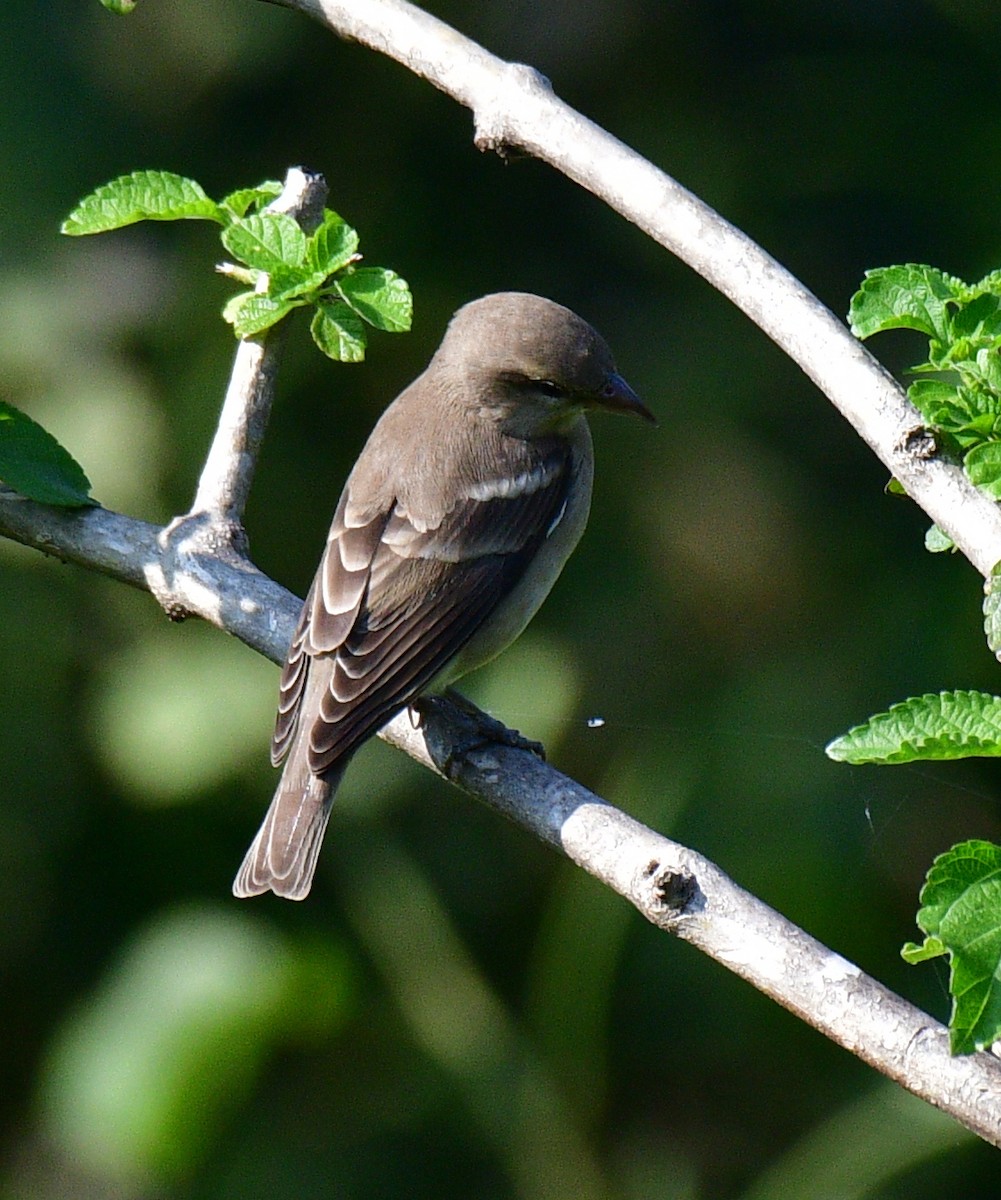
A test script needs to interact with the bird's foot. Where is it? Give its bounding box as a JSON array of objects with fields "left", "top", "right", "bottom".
[{"left": 411, "top": 690, "right": 545, "bottom": 780}]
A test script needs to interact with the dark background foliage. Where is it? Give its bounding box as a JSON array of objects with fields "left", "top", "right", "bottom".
[{"left": 3, "top": 1, "right": 1001, "bottom": 1196}]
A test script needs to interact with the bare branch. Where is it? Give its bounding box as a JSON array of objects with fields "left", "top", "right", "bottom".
[
  {"left": 279, "top": 0, "right": 1001, "bottom": 578},
  {"left": 406, "top": 698, "right": 1001, "bottom": 1147},
  {"left": 0, "top": 489, "right": 295, "bottom": 661}
]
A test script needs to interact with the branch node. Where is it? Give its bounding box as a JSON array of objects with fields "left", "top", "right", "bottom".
[
  {"left": 644, "top": 862, "right": 700, "bottom": 919},
  {"left": 895, "top": 423, "right": 940, "bottom": 462},
  {"left": 473, "top": 62, "right": 551, "bottom": 158}
]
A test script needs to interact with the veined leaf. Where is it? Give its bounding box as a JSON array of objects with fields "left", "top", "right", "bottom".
[
  {"left": 310, "top": 301, "right": 367, "bottom": 362},
  {"left": 220, "top": 181, "right": 283, "bottom": 220},
  {"left": 848, "top": 264, "right": 966, "bottom": 342},
  {"left": 62, "top": 171, "right": 222, "bottom": 234},
  {"left": 901, "top": 840, "right": 1001, "bottom": 1054},
  {"left": 0, "top": 400, "right": 93, "bottom": 507},
  {"left": 221, "top": 213, "right": 307, "bottom": 274},
  {"left": 826, "top": 690, "right": 1001, "bottom": 764},
  {"left": 308, "top": 213, "right": 359, "bottom": 277},
  {"left": 222, "top": 292, "right": 296, "bottom": 339},
  {"left": 964, "top": 442, "right": 1001, "bottom": 497},
  {"left": 336, "top": 268, "right": 413, "bottom": 332}
]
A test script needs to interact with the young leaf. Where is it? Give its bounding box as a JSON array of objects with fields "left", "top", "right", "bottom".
[
  {"left": 901, "top": 840, "right": 1001, "bottom": 1054},
  {"left": 907, "top": 379, "right": 963, "bottom": 425},
  {"left": 223, "top": 292, "right": 296, "bottom": 339},
  {"left": 969, "top": 269, "right": 1001, "bottom": 300},
  {"left": 984, "top": 563, "right": 1001, "bottom": 660},
  {"left": 848, "top": 264, "right": 966, "bottom": 342},
  {"left": 220, "top": 181, "right": 283, "bottom": 220},
  {"left": 948, "top": 291, "right": 1001, "bottom": 342},
  {"left": 336, "top": 268, "right": 413, "bottom": 332},
  {"left": 221, "top": 213, "right": 307, "bottom": 274},
  {"left": 964, "top": 442, "right": 1001, "bottom": 497},
  {"left": 826, "top": 690, "right": 1001, "bottom": 764},
  {"left": 978, "top": 347, "right": 1001, "bottom": 394},
  {"left": 308, "top": 213, "right": 360, "bottom": 277},
  {"left": 0, "top": 400, "right": 93, "bottom": 507},
  {"left": 61, "top": 171, "right": 222, "bottom": 235},
  {"left": 925, "top": 524, "right": 955, "bottom": 553},
  {"left": 267, "top": 266, "right": 332, "bottom": 304},
  {"left": 310, "top": 301, "right": 367, "bottom": 362}
]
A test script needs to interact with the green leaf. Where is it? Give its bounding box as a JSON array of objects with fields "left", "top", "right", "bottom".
[
  {"left": 902, "top": 840, "right": 1001, "bottom": 1054},
  {"left": 848, "top": 264, "right": 966, "bottom": 342},
  {"left": 825, "top": 690, "right": 1001, "bottom": 764},
  {"left": 308, "top": 212, "right": 360, "bottom": 277},
  {"left": 978, "top": 347, "right": 1001, "bottom": 394},
  {"left": 267, "top": 266, "right": 331, "bottom": 304},
  {"left": 221, "top": 213, "right": 307, "bottom": 274},
  {"left": 0, "top": 400, "right": 93, "bottom": 507},
  {"left": 222, "top": 292, "right": 296, "bottom": 339},
  {"left": 967, "top": 268, "right": 1001, "bottom": 301},
  {"left": 61, "top": 171, "right": 222, "bottom": 235},
  {"left": 925, "top": 524, "right": 955, "bottom": 553},
  {"left": 100, "top": 0, "right": 138, "bottom": 10},
  {"left": 310, "top": 300, "right": 367, "bottom": 362},
  {"left": 907, "top": 379, "right": 962, "bottom": 424},
  {"left": 901, "top": 936, "right": 946, "bottom": 964},
  {"left": 335, "top": 268, "right": 413, "bottom": 332},
  {"left": 219, "top": 181, "right": 283, "bottom": 220},
  {"left": 949, "top": 291, "right": 1001, "bottom": 341},
  {"left": 964, "top": 441, "right": 1001, "bottom": 497},
  {"left": 984, "top": 562, "right": 1001, "bottom": 660}
]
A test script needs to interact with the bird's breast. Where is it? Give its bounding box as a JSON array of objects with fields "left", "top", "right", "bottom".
[{"left": 437, "top": 419, "right": 594, "bottom": 685}]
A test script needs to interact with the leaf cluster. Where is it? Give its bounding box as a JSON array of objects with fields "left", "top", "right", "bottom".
[
  {"left": 62, "top": 170, "right": 412, "bottom": 361},
  {"left": 850, "top": 265, "right": 1001, "bottom": 523},
  {"left": 901, "top": 840, "right": 1001, "bottom": 1055},
  {"left": 834, "top": 265, "right": 1001, "bottom": 1053},
  {"left": 1, "top": 171, "right": 412, "bottom": 509}
]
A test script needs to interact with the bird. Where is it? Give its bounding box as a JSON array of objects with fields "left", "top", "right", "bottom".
[{"left": 233, "top": 291, "right": 653, "bottom": 900}]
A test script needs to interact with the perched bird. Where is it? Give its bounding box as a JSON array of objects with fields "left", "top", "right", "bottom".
[{"left": 234, "top": 292, "right": 652, "bottom": 900}]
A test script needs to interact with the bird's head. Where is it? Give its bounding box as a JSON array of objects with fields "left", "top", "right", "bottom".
[{"left": 435, "top": 292, "right": 654, "bottom": 435}]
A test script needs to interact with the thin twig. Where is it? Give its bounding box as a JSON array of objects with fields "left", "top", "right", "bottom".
[{"left": 192, "top": 166, "right": 327, "bottom": 528}]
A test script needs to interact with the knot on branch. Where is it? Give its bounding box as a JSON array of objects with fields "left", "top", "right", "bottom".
[
  {"left": 473, "top": 62, "right": 553, "bottom": 158},
  {"left": 895, "top": 423, "right": 939, "bottom": 463},
  {"left": 640, "top": 858, "right": 700, "bottom": 925},
  {"left": 149, "top": 511, "right": 251, "bottom": 620}
]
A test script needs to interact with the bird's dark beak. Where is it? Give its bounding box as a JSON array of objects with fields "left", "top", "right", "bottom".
[{"left": 595, "top": 372, "right": 657, "bottom": 424}]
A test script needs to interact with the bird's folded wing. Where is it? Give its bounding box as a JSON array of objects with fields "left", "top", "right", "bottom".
[{"left": 272, "top": 443, "right": 573, "bottom": 775}]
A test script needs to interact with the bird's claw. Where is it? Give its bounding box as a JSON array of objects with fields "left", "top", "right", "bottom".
[{"left": 411, "top": 691, "right": 546, "bottom": 780}]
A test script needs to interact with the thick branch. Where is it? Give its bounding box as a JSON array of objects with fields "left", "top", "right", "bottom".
[
  {"left": 0, "top": 490, "right": 295, "bottom": 661},
  {"left": 281, "top": 0, "right": 1001, "bottom": 579}
]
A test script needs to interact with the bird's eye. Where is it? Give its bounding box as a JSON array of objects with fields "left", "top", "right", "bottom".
[{"left": 535, "top": 380, "right": 565, "bottom": 399}]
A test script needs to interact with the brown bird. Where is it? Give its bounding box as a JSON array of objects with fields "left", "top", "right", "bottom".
[{"left": 234, "top": 292, "right": 652, "bottom": 899}]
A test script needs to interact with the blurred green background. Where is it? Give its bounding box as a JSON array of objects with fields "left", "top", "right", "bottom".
[{"left": 3, "top": 0, "right": 1001, "bottom": 1196}]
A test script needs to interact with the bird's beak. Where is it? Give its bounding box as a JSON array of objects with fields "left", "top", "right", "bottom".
[{"left": 595, "top": 372, "right": 657, "bottom": 424}]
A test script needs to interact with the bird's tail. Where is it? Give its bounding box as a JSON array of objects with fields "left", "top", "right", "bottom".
[{"left": 232, "top": 752, "right": 346, "bottom": 900}]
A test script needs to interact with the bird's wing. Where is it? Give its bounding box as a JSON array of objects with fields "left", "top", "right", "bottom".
[
  {"left": 272, "top": 443, "right": 574, "bottom": 776},
  {"left": 270, "top": 495, "right": 388, "bottom": 765}
]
